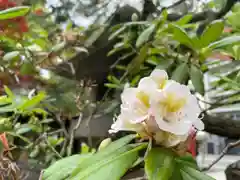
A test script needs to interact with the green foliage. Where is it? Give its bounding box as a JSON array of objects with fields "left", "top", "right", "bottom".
[
  {"left": 190, "top": 65, "right": 205, "bottom": 95},
  {"left": 43, "top": 135, "right": 147, "bottom": 180},
  {"left": 145, "top": 148, "right": 215, "bottom": 180}
]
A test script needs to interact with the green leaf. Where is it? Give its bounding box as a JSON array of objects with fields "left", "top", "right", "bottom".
[
  {"left": 20, "top": 62, "right": 35, "bottom": 75},
  {"left": 181, "top": 166, "right": 215, "bottom": 180},
  {"left": 71, "top": 134, "right": 137, "bottom": 177},
  {"left": 109, "top": 26, "right": 127, "bottom": 40},
  {"left": 156, "top": 59, "right": 174, "bottom": 70},
  {"left": 175, "top": 153, "right": 198, "bottom": 169},
  {"left": 190, "top": 65, "right": 204, "bottom": 95},
  {"left": 170, "top": 24, "right": 193, "bottom": 48},
  {"left": 175, "top": 14, "right": 193, "bottom": 26},
  {"left": 15, "top": 124, "right": 32, "bottom": 135},
  {"left": 3, "top": 86, "right": 14, "bottom": 99},
  {"left": 200, "top": 20, "right": 224, "bottom": 47},
  {"left": 0, "top": 6, "right": 30, "bottom": 20},
  {"left": 18, "top": 92, "right": 46, "bottom": 110},
  {"left": 127, "top": 44, "right": 149, "bottom": 75},
  {"left": 145, "top": 148, "right": 175, "bottom": 180},
  {"left": 52, "top": 41, "right": 66, "bottom": 52},
  {"left": 172, "top": 63, "right": 189, "bottom": 84},
  {"left": 208, "top": 36, "right": 240, "bottom": 49},
  {"left": 3, "top": 51, "right": 20, "bottom": 61},
  {"left": 70, "top": 144, "right": 146, "bottom": 180},
  {"left": 43, "top": 154, "right": 92, "bottom": 180},
  {"left": 136, "top": 24, "right": 155, "bottom": 48}
]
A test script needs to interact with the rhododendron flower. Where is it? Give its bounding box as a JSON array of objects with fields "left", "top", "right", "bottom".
[{"left": 109, "top": 69, "right": 204, "bottom": 148}]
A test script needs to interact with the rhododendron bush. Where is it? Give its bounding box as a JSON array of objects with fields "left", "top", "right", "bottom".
[{"left": 43, "top": 70, "right": 214, "bottom": 180}]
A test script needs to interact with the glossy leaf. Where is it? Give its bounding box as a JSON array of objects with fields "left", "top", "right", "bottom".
[
  {"left": 70, "top": 144, "right": 146, "bottom": 180},
  {"left": 190, "top": 65, "right": 204, "bottom": 95},
  {"left": 170, "top": 24, "right": 193, "bottom": 48},
  {"left": 175, "top": 153, "right": 198, "bottom": 169},
  {"left": 71, "top": 134, "right": 137, "bottom": 177},
  {"left": 136, "top": 24, "right": 155, "bottom": 48},
  {"left": 0, "top": 6, "right": 30, "bottom": 20},
  {"left": 201, "top": 20, "right": 224, "bottom": 47},
  {"left": 145, "top": 148, "right": 175, "bottom": 180},
  {"left": 172, "top": 63, "right": 189, "bottom": 84},
  {"left": 43, "top": 154, "right": 92, "bottom": 180},
  {"left": 208, "top": 36, "right": 240, "bottom": 49}
]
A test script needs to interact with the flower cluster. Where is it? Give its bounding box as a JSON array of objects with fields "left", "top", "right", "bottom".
[
  {"left": 0, "top": 0, "right": 28, "bottom": 39},
  {"left": 109, "top": 69, "right": 204, "bottom": 147}
]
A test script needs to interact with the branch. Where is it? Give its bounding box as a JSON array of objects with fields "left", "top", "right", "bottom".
[
  {"left": 67, "top": 113, "right": 83, "bottom": 156},
  {"left": 167, "top": 0, "right": 237, "bottom": 22},
  {"left": 202, "top": 113, "right": 240, "bottom": 138},
  {"left": 202, "top": 139, "right": 240, "bottom": 171}
]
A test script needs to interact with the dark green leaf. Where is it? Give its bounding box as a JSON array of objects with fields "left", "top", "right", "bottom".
[
  {"left": 136, "top": 24, "right": 155, "bottom": 48},
  {"left": 208, "top": 36, "right": 240, "bottom": 49},
  {"left": 170, "top": 24, "right": 193, "bottom": 48},
  {"left": 0, "top": 6, "right": 30, "bottom": 20},
  {"left": 127, "top": 44, "right": 149, "bottom": 75},
  {"left": 190, "top": 65, "right": 204, "bottom": 95},
  {"left": 156, "top": 59, "right": 174, "bottom": 70},
  {"left": 145, "top": 148, "right": 175, "bottom": 180},
  {"left": 172, "top": 63, "right": 189, "bottom": 83},
  {"left": 201, "top": 20, "right": 224, "bottom": 47},
  {"left": 43, "top": 154, "right": 92, "bottom": 180},
  {"left": 3, "top": 51, "right": 20, "bottom": 61}
]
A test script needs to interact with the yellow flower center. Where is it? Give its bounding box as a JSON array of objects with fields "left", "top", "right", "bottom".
[
  {"left": 136, "top": 91, "right": 150, "bottom": 108},
  {"left": 160, "top": 93, "right": 186, "bottom": 113}
]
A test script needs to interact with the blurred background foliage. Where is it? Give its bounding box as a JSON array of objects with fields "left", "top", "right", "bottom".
[{"left": 0, "top": 0, "right": 240, "bottom": 177}]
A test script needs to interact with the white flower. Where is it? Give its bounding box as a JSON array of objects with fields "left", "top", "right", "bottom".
[
  {"left": 109, "top": 113, "right": 144, "bottom": 134},
  {"left": 150, "top": 80, "right": 204, "bottom": 135}
]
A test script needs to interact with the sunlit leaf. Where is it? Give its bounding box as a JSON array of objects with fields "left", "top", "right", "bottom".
[
  {"left": 208, "top": 36, "right": 240, "bottom": 49},
  {"left": 200, "top": 20, "right": 224, "bottom": 47},
  {"left": 175, "top": 14, "right": 193, "bottom": 26},
  {"left": 18, "top": 92, "right": 46, "bottom": 110},
  {"left": 43, "top": 154, "right": 92, "bottom": 180},
  {"left": 170, "top": 24, "right": 193, "bottom": 49},
  {"left": 136, "top": 24, "right": 155, "bottom": 48},
  {"left": 3, "top": 51, "right": 20, "bottom": 61},
  {"left": 0, "top": 6, "right": 30, "bottom": 20}
]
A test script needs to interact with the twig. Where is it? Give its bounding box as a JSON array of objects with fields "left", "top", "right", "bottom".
[
  {"left": 67, "top": 113, "right": 83, "bottom": 156},
  {"left": 202, "top": 139, "right": 240, "bottom": 171},
  {"left": 44, "top": 135, "right": 62, "bottom": 159}
]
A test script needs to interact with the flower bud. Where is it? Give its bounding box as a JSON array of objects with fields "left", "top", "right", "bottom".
[
  {"left": 131, "top": 13, "right": 139, "bottom": 21},
  {"left": 98, "top": 138, "right": 112, "bottom": 151}
]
